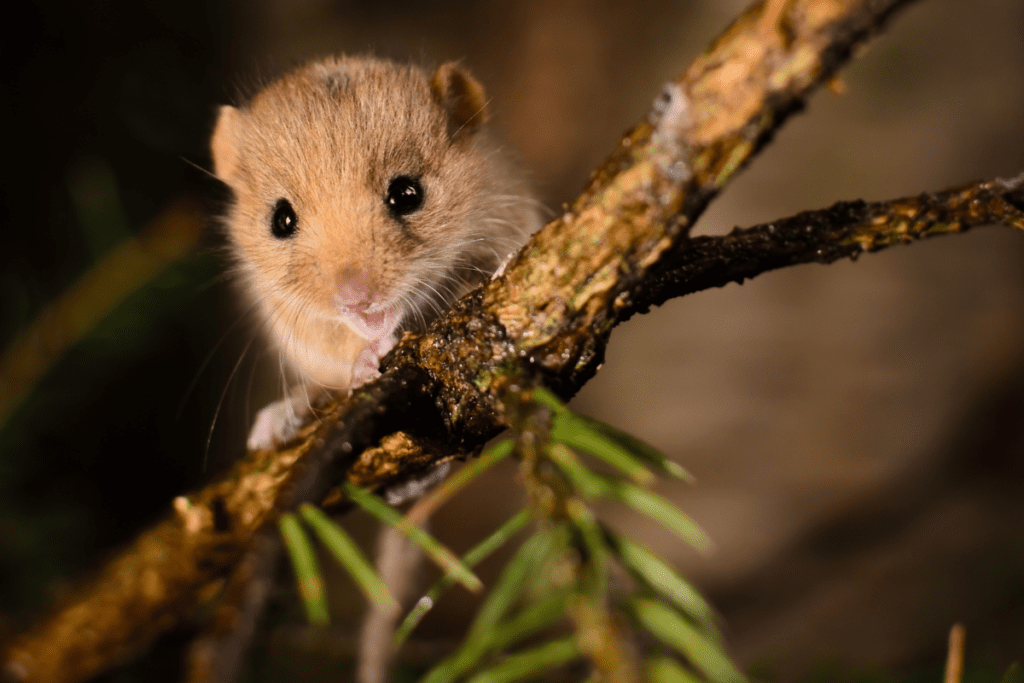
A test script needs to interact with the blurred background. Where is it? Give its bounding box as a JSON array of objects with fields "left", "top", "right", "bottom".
[{"left": 1, "top": 0, "right": 1022, "bottom": 680}]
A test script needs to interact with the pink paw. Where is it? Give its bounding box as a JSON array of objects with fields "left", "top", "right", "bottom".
[
  {"left": 351, "top": 336, "right": 396, "bottom": 388},
  {"left": 246, "top": 396, "right": 311, "bottom": 451}
]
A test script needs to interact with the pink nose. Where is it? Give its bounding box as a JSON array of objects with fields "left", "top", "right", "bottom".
[
  {"left": 333, "top": 267, "right": 401, "bottom": 340},
  {"left": 335, "top": 268, "right": 376, "bottom": 310}
]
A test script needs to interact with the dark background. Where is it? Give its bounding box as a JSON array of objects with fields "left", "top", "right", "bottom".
[{"left": 1, "top": 0, "right": 1022, "bottom": 680}]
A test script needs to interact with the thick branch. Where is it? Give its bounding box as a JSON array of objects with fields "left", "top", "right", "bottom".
[{"left": 2, "top": 1, "right": 955, "bottom": 681}]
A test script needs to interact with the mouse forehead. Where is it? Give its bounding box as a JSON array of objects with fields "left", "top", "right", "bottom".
[{"left": 240, "top": 60, "right": 448, "bottom": 192}]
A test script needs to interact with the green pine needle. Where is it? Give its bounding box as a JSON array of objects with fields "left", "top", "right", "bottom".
[
  {"left": 647, "top": 656, "right": 706, "bottom": 683},
  {"left": 394, "top": 509, "right": 532, "bottom": 646},
  {"left": 608, "top": 529, "right": 717, "bottom": 633},
  {"left": 463, "top": 637, "right": 581, "bottom": 683},
  {"left": 528, "top": 386, "right": 569, "bottom": 414},
  {"left": 610, "top": 482, "right": 711, "bottom": 554},
  {"left": 343, "top": 482, "right": 482, "bottom": 593},
  {"left": 1002, "top": 664, "right": 1023, "bottom": 683},
  {"left": 552, "top": 412, "right": 656, "bottom": 486},
  {"left": 298, "top": 503, "right": 395, "bottom": 609},
  {"left": 421, "top": 528, "right": 556, "bottom": 683},
  {"left": 565, "top": 498, "right": 609, "bottom": 600},
  {"left": 531, "top": 384, "right": 691, "bottom": 482},
  {"left": 484, "top": 592, "right": 570, "bottom": 655},
  {"left": 571, "top": 412, "right": 693, "bottom": 481},
  {"left": 548, "top": 442, "right": 710, "bottom": 554},
  {"left": 632, "top": 598, "right": 744, "bottom": 683},
  {"left": 278, "top": 512, "right": 329, "bottom": 626}
]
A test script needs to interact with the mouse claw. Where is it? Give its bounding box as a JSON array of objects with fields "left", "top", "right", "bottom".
[
  {"left": 492, "top": 250, "right": 516, "bottom": 280},
  {"left": 247, "top": 395, "right": 311, "bottom": 451},
  {"left": 351, "top": 350, "right": 382, "bottom": 388}
]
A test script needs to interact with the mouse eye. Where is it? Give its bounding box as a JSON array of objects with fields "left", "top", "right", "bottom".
[
  {"left": 271, "top": 199, "right": 298, "bottom": 239},
  {"left": 385, "top": 176, "right": 424, "bottom": 217}
]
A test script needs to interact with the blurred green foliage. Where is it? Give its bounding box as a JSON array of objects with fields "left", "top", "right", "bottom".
[{"left": 0, "top": 0, "right": 244, "bottom": 629}]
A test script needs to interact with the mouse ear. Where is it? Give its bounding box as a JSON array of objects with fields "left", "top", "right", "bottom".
[
  {"left": 211, "top": 105, "right": 243, "bottom": 184},
  {"left": 431, "top": 62, "right": 490, "bottom": 140}
]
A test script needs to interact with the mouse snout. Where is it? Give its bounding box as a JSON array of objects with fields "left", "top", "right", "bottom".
[
  {"left": 335, "top": 267, "right": 376, "bottom": 311},
  {"left": 334, "top": 268, "right": 402, "bottom": 341}
]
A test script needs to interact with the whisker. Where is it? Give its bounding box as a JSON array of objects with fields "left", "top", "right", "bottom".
[{"left": 206, "top": 331, "right": 261, "bottom": 469}]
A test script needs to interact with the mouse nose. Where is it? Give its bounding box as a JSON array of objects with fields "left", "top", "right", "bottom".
[
  {"left": 334, "top": 267, "right": 377, "bottom": 311},
  {"left": 334, "top": 267, "right": 402, "bottom": 340}
]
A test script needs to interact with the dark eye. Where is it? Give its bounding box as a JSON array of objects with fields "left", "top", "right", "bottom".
[
  {"left": 271, "top": 199, "right": 298, "bottom": 239},
  {"left": 385, "top": 176, "right": 424, "bottom": 217}
]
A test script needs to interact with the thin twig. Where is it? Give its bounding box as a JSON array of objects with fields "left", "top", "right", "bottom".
[
  {"left": 635, "top": 174, "right": 1024, "bottom": 313},
  {"left": 944, "top": 623, "right": 966, "bottom": 683}
]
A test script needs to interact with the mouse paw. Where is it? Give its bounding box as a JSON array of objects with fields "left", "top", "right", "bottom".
[
  {"left": 351, "top": 349, "right": 382, "bottom": 388},
  {"left": 351, "top": 336, "right": 396, "bottom": 388},
  {"left": 384, "top": 461, "right": 452, "bottom": 505},
  {"left": 247, "top": 396, "right": 311, "bottom": 451}
]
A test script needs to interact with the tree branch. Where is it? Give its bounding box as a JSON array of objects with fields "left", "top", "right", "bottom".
[
  {"left": 17, "top": 1, "right": 1022, "bottom": 681},
  {"left": 638, "top": 173, "right": 1024, "bottom": 312}
]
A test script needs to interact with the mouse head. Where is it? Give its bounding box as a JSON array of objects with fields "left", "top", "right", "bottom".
[{"left": 211, "top": 57, "right": 503, "bottom": 388}]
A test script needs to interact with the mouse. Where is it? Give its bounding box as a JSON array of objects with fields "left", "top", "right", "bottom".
[{"left": 210, "top": 55, "right": 542, "bottom": 450}]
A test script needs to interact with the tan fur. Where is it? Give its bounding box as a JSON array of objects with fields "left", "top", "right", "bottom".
[
  {"left": 431, "top": 61, "right": 490, "bottom": 136},
  {"left": 210, "top": 106, "right": 241, "bottom": 183},
  {"left": 211, "top": 56, "right": 540, "bottom": 393}
]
